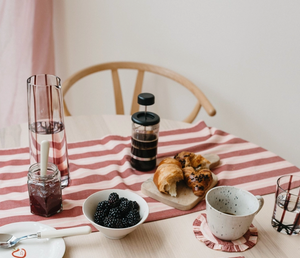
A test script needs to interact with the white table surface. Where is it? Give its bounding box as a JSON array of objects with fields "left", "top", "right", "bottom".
[{"left": 1, "top": 115, "right": 299, "bottom": 258}]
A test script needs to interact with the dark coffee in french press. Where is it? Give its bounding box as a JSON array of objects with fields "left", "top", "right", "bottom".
[{"left": 130, "top": 93, "right": 160, "bottom": 171}]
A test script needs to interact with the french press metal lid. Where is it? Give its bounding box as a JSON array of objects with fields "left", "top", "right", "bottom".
[{"left": 131, "top": 93, "right": 160, "bottom": 126}]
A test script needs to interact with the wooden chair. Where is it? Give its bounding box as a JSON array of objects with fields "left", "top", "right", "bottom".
[{"left": 62, "top": 61, "right": 216, "bottom": 123}]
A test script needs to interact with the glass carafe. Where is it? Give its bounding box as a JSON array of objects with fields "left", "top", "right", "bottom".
[{"left": 27, "top": 74, "right": 70, "bottom": 187}]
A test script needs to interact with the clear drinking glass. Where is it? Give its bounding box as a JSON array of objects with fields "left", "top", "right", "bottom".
[
  {"left": 271, "top": 175, "right": 300, "bottom": 235},
  {"left": 27, "top": 74, "right": 70, "bottom": 187}
]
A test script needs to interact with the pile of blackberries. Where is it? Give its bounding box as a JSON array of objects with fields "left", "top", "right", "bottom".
[{"left": 94, "top": 192, "right": 141, "bottom": 228}]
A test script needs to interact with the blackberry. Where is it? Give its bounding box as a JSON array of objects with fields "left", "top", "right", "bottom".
[
  {"left": 127, "top": 209, "right": 140, "bottom": 226},
  {"left": 132, "top": 201, "right": 139, "bottom": 210},
  {"left": 94, "top": 209, "right": 108, "bottom": 226},
  {"left": 96, "top": 200, "right": 109, "bottom": 212},
  {"left": 94, "top": 211, "right": 102, "bottom": 224},
  {"left": 127, "top": 201, "right": 133, "bottom": 210},
  {"left": 121, "top": 217, "right": 129, "bottom": 228},
  {"left": 119, "top": 200, "right": 131, "bottom": 214},
  {"left": 119, "top": 197, "right": 128, "bottom": 203},
  {"left": 103, "top": 216, "right": 117, "bottom": 228},
  {"left": 127, "top": 200, "right": 139, "bottom": 211},
  {"left": 108, "top": 192, "right": 119, "bottom": 207},
  {"left": 104, "top": 216, "right": 125, "bottom": 228},
  {"left": 108, "top": 207, "right": 122, "bottom": 218},
  {"left": 114, "top": 218, "right": 124, "bottom": 228}
]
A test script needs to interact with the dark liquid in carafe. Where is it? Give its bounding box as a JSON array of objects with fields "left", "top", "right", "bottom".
[{"left": 130, "top": 133, "right": 158, "bottom": 171}]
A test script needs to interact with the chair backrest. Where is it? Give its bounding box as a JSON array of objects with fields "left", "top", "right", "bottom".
[{"left": 62, "top": 61, "right": 216, "bottom": 123}]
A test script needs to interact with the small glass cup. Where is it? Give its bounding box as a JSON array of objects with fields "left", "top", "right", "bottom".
[
  {"left": 27, "top": 163, "right": 63, "bottom": 217},
  {"left": 271, "top": 175, "right": 300, "bottom": 235}
]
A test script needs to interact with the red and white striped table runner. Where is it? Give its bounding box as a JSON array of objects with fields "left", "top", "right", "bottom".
[{"left": 1, "top": 121, "right": 299, "bottom": 231}]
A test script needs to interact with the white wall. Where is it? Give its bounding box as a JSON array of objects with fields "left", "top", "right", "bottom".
[{"left": 53, "top": 1, "right": 300, "bottom": 168}]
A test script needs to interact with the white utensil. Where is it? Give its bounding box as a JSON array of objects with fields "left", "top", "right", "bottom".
[
  {"left": 40, "top": 140, "right": 50, "bottom": 177},
  {"left": 0, "top": 226, "right": 91, "bottom": 248}
]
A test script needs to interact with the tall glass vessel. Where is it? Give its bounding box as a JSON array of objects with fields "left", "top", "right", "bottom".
[
  {"left": 27, "top": 74, "right": 70, "bottom": 187},
  {"left": 131, "top": 93, "right": 160, "bottom": 171}
]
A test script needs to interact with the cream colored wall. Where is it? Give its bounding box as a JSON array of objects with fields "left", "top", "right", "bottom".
[{"left": 53, "top": 1, "right": 300, "bottom": 168}]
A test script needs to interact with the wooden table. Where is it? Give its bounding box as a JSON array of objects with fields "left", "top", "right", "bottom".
[{"left": 1, "top": 115, "right": 299, "bottom": 258}]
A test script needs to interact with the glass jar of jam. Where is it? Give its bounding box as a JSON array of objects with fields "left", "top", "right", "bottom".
[{"left": 27, "top": 163, "right": 63, "bottom": 217}]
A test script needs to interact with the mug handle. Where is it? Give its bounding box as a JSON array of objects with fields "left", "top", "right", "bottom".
[{"left": 255, "top": 195, "right": 264, "bottom": 214}]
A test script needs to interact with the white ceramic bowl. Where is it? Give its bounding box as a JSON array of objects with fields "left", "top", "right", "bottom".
[{"left": 82, "top": 189, "right": 149, "bottom": 239}]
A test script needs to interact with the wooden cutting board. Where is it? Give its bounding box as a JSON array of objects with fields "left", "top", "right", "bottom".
[{"left": 141, "top": 154, "right": 219, "bottom": 211}]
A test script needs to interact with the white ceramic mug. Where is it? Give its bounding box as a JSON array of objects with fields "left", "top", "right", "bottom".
[{"left": 205, "top": 186, "right": 264, "bottom": 241}]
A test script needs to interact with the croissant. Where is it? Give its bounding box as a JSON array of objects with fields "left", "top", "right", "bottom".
[
  {"left": 153, "top": 152, "right": 213, "bottom": 197},
  {"left": 174, "top": 151, "right": 210, "bottom": 170},
  {"left": 182, "top": 167, "right": 213, "bottom": 197},
  {"left": 174, "top": 151, "right": 213, "bottom": 197},
  {"left": 153, "top": 158, "right": 183, "bottom": 197},
  {"left": 158, "top": 157, "right": 182, "bottom": 167}
]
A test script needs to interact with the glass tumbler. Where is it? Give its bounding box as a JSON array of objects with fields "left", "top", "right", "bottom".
[
  {"left": 27, "top": 74, "right": 70, "bottom": 188},
  {"left": 271, "top": 175, "right": 300, "bottom": 235},
  {"left": 27, "top": 162, "right": 63, "bottom": 217}
]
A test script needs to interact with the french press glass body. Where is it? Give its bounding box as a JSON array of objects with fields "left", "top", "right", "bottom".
[{"left": 130, "top": 93, "right": 160, "bottom": 171}]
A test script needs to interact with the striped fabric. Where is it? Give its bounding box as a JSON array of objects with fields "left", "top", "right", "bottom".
[{"left": 0, "top": 121, "right": 299, "bottom": 231}]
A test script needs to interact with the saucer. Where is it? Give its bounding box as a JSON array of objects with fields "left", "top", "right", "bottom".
[
  {"left": 0, "top": 221, "right": 65, "bottom": 258},
  {"left": 193, "top": 213, "right": 258, "bottom": 252}
]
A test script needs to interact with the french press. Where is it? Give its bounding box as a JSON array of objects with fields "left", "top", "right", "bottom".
[{"left": 130, "top": 93, "right": 160, "bottom": 171}]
